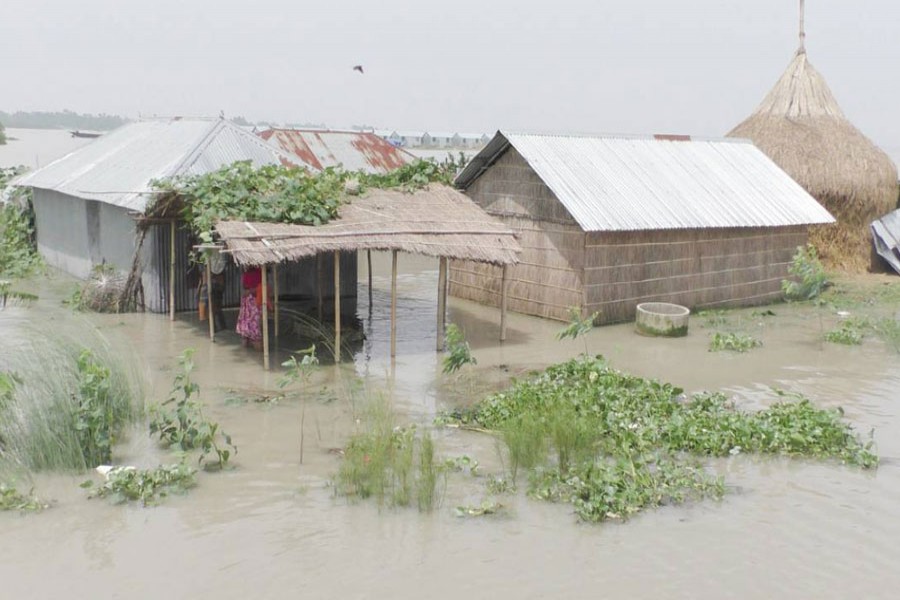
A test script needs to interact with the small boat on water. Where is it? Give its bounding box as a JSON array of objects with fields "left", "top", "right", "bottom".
[{"left": 70, "top": 130, "right": 103, "bottom": 139}]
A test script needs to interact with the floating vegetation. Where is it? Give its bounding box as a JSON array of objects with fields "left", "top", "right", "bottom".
[
  {"left": 782, "top": 244, "right": 829, "bottom": 301},
  {"left": 455, "top": 501, "right": 504, "bottom": 518},
  {"left": 334, "top": 398, "right": 444, "bottom": 511},
  {"left": 441, "top": 356, "right": 877, "bottom": 523},
  {"left": 149, "top": 350, "right": 236, "bottom": 470},
  {"left": 0, "top": 483, "right": 47, "bottom": 512},
  {"left": 83, "top": 463, "right": 197, "bottom": 506},
  {"left": 697, "top": 309, "right": 729, "bottom": 328},
  {"left": 0, "top": 324, "right": 143, "bottom": 473},
  {"left": 825, "top": 318, "right": 866, "bottom": 346},
  {"left": 709, "top": 332, "right": 763, "bottom": 353}
]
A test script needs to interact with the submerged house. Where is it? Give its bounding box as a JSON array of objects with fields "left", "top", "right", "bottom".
[
  {"left": 12, "top": 117, "right": 354, "bottom": 314},
  {"left": 451, "top": 132, "right": 835, "bottom": 323},
  {"left": 258, "top": 128, "right": 414, "bottom": 174}
]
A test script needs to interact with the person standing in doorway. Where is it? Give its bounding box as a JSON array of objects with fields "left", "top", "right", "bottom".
[{"left": 236, "top": 266, "right": 263, "bottom": 349}]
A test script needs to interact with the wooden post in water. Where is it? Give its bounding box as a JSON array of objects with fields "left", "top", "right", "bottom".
[
  {"left": 206, "top": 258, "right": 215, "bottom": 341},
  {"left": 334, "top": 251, "right": 341, "bottom": 362},
  {"left": 169, "top": 220, "right": 176, "bottom": 321},
  {"left": 500, "top": 264, "right": 509, "bottom": 342},
  {"left": 390, "top": 250, "right": 398, "bottom": 358},
  {"left": 367, "top": 249, "right": 373, "bottom": 314},
  {"left": 261, "top": 264, "right": 270, "bottom": 371},
  {"left": 436, "top": 257, "right": 447, "bottom": 351},
  {"left": 316, "top": 254, "right": 324, "bottom": 320},
  {"left": 273, "top": 263, "right": 280, "bottom": 339}
]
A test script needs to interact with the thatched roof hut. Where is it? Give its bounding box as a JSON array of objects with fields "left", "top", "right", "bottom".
[
  {"left": 215, "top": 185, "right": 520, "bottom": 267},
  {"left": 728, "top": 48, "right": 898, "bottom": 271}
]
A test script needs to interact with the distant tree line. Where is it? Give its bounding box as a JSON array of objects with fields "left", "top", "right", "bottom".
[
  {"left": 0, "top": 121, "right": 6, "bottom": 145},
  {"left": 0, "top": 110, "right": 129, "bottom": 131}
]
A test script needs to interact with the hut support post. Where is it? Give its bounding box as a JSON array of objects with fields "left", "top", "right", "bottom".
[
  {"left": 206, "top": 259, "right": 215, "bottom": 342},
  {"left": 262, "top": 264, "right": 270, "bottom": 371},
  {"left": 334, "top": 251, "right": 341, "bottom": 362},
  {"left": 390, "top": 250, "right": 398, "bottom": 358},
  {"left": 500, "top": 265, "right": 508, "bottom": 342},
  {"left": 316, "top": 254, "right": 324, "bottom": 320},
  {"left": 273, "top": 264, "right": 279, "bottom": 339},
  {"left": 169, "top": 220, "right": 175, "bottom": 321},
  {"left": 367, "top": 250, "right": 373, "bottom": 314},
  {"left": 436, "top": 257, "right": 447, "bottom": 351}
]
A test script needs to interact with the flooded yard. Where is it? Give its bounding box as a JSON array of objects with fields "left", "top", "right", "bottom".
[{"left": 2, "top": 256, "right": 899, "bottom": 599}]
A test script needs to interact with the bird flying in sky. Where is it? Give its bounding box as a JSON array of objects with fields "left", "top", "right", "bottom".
[{"left": 352, "top": 65, "right": 364, "bottom": 74}]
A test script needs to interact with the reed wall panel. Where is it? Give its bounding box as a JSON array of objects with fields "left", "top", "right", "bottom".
[{"left": 583, "top": 227, "right": 808, "bottom": 323}]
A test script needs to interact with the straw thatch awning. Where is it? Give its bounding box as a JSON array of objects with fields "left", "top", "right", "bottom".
[
  {"left": 728, "top": 49, "right": 898, "bottom": 271},
  {"left": 215, "top": 184, "right": 521, "bottom": 266}
]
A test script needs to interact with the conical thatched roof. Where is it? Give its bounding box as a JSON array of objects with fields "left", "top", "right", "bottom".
[{"left": 728, "top": 49, "right": 898, "bottom": 271}]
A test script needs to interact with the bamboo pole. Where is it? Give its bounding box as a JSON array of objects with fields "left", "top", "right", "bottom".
[
  {"left": 334, "top": 251, "right": 341, "bottom": 362},
  {"left": 316, "top": 254, "right": 324, "bottom": 320},
  {"left": 273, "top": 263, "right": 279, "bottom": 339},
  {"left": 169, "top": 220, "right": 176, "bottom": 321},
  {"left": 436, "top": 257, "right": 447, "bottom": 351},
  {"left": 262, "top": 264, "right": 270, "bottom": 371},
  {"left": 500, "top": 264, "right": 509, "bottom": 342},
  {"left": 799, "top": 0, "right": 806, "bottom": 50},
  {"left": 391, "top": 250, "right": 398, "bottom": 358},
  {"left": 367, "top": 249, "right": 373, "bottom": 315},
  {"left": 206, "top": 259, "right": 215, "bottom": 341}
]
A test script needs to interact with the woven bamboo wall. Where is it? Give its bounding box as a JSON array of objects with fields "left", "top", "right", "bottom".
[
  {"left": 583, "top": 227, "right": 808, "bottom": 323},
  {"left": 449, "top": 147, "right": 585, "bottom": 321}
]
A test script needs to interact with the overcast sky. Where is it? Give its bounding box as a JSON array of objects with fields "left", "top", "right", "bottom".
[{"left": 1, "top": 0, "right": 897, "bottom": 152}]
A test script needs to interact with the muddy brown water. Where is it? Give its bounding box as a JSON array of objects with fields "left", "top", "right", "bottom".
[{"left": 2, "top": 255, "right": 899, "bottom": 599}]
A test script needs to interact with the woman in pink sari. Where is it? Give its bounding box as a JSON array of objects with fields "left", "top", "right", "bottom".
[{"left": 236, "top": 267, "right": 263, "bottom": 349}]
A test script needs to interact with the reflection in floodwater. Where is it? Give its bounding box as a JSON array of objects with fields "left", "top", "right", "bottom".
[{"left": 1, "top": 256, "right": 899, "bottom": 599}]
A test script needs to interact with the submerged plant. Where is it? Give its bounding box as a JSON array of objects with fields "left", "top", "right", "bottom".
[
  {"left": 278, "top": 344, "right": 319, "bottom": 389},
  {"left": 709, "top": 332, "right": 762, "bottom": 353},
  {"left": 782, "top": 244, "right": 828, "bottom": 301},
  {"left": 83, "top": 463, "right": 196, "bottom": 506},
  {"left": 442, "top": 324, "right": 476, "bottom": 374},
  {"left": 149, "top": 350, "right": 236, "bottom": 469},
  {"left": 335, "top": 398, "right": 445, "bottom": 511},
  {"left": 557, "top": 307, "right": 599, "bottom": 354}
]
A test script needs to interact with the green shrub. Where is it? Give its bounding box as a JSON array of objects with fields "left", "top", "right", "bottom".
[
  {"left": 149, "top": 349, "right": 236, "bottom": 469},
  {"left": 442, "top": 324, "right": 476, "bottom": 374},
  {"left": 782, "top": 244, "right": 828, "bottom": 301}
]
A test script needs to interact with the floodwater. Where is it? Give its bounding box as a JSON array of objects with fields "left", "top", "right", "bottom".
[
  {"left": 2, "top": 255, "right": 900, "bottom": 599},
  {"left": 0, "top": 128, "right": 95, "bottom": 169}
]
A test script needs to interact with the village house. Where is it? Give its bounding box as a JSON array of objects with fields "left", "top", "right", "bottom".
[
  {"left": 450, "top": 131, "right": 835, "bottom": 323},
  {"left": 258, "top": 128, "right": 415, "bottom": 174},
  {"left": 13, "top": 117, "right": 359, "bottom": 314}
]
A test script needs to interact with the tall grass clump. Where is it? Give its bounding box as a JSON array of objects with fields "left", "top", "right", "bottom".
[
  {"left": 335, "top": 397, "right": 444, "bottom": 511},
  {"left": 0, "top": 323, "right": 144, "bottom": 474},
  {"left": 442, "top": 355, "right": 876, "bottom": 522}
]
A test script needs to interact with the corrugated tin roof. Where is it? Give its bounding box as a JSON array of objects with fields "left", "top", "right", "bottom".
[
  {"left": 259, "top": 129, "right": 414, "bottom": 174},
  {"left": 15, "top": 118, "right": 306, "bottom": 212},
  {"left": 456, "top": 131, "right": 835, "bottom": 231}
]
